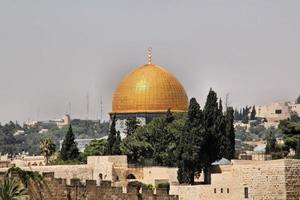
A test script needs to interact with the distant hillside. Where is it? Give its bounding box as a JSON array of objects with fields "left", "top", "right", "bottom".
[{"left": 0, "top": 119, "right": 109, "bottom": 155}]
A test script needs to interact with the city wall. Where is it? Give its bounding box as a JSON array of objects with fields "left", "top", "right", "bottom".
[
  {"left": 0, "top": 172, "right": 179, "bottom": 200},
  {"left": 0, "top": 156, "right": 299, "bottom": 200},
  {"left": 170, "top": 159, "right": 300, "bottom": 200}
]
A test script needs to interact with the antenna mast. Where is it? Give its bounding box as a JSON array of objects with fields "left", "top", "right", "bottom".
[
  {"left": 86, "top": 94, "right": 89, "bottom": 120},
  {"left": 100, "top": 96, "right": 103, "bottom": 123}
]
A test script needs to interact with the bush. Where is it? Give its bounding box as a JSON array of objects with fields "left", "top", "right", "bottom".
[
  {"left": 49, "top": 158, "right": 84, "bottom": 165},
  {"left": 157, "top": 183, "right": 170, "bottom": 190},
  {"left": 141, "top": 183, "right": 154, "bottom": 191},
  {"left": 128, "top": 181, "right": 142, "bottom": 189}
]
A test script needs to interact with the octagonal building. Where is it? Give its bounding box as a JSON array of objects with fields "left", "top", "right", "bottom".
[{"left": 111, "top": 49, "right": 188, "bottom": 136}]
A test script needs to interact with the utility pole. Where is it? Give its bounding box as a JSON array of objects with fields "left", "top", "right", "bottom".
[
  {"left": 100, "top": 96, "right": 103, "bottom": 123},
  {"left": 68, "top": 102, "right": 72, "bottom": 116},
  {"left": 86, "top": 94, "right": 89, "bottom": 120}
]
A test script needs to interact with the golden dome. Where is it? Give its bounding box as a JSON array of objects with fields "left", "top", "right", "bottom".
[{"left": 112, "top": 64, "right": 188, "bottom": 114}]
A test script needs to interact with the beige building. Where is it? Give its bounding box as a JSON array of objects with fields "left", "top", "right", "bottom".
[
  {"left": 24, "top": 114, "right": 71, "bottom": 129},
  {"left": 1, "top": 155, "right": 299, "bottom": 200},
  {"left": 257, "top": 101, "right": 300, "bottom": 122}
]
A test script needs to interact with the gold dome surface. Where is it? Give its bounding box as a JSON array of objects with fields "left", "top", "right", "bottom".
[{"left": 112, "top": 64, "right": 188, "bottom": 113}]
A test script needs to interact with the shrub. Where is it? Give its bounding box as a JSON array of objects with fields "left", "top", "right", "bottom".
[
  {"left": 157, "top": 183, "right": 170, "bottom": 190},
  {"left": 141, "top": 183, "right": 154, "bottom": 191}
]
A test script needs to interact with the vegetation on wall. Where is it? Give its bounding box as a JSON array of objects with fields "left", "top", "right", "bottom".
[{"left": 0, "top": 176, "right": 27, "bottom": 200}]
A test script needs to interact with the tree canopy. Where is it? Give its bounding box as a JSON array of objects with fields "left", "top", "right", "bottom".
[
  {"left": 60, "top": 125, "right": 79, "bottom": 161},
  {"left": 278, "top": 119, "right": 300, "bottom": 150},
  {"left": 121, "top": 112, "right": 186, "bottom": 166},
  {"left": 39, "top": 138, "right": 56, "bottom": 165},
  {"left": 83, "top": 139, "right": 107, "bottom": 157}
]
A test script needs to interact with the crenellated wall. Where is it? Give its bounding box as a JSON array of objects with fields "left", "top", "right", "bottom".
[
  {"left": 16, "top": 172, "right": 178, "bottom": 200},
  {"left": 1, "top": 156, "right": 299, "bottom": 200}
]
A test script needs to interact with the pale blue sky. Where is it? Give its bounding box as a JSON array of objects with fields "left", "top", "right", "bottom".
[{"left": 0, "top": 0, "right": 299, "bottom": 123}]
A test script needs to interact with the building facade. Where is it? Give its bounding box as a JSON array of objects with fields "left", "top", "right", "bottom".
[{"left": 257, "top": 101, "right": 300, "bottom": 122}]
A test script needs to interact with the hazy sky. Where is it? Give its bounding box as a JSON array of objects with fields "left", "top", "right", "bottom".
[{"left": 0, "top": 0, "right": 299, "bottom": 123}]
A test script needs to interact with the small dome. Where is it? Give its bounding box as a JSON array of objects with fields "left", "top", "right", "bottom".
[
  {"left": 212, "top": 158, "right": 231, "bottom": 165},
  {"left": 112, "top": 64, "right": 188, "bottom": 114},
  {"left": 253, "top": 144, "right": 266, "bottom": 153}
]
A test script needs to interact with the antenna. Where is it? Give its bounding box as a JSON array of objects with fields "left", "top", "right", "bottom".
[
  {"left": 100, "top": 96, "right": 103, "bottom": 123},
  {"left": 37, "top": 106, "right": 40, "bottom": 120},
  {"left": 68, "top": 102, "right": 72, "bottom": 116},
  {"left": 86, "top": 94, "right": 89, "bottom": 120}
]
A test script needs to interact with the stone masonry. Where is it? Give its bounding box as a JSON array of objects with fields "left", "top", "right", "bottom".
[{"left": 0, "top": 172, "right": 178, "bottom": 200}]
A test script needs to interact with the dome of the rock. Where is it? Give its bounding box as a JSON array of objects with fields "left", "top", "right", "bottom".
[{"left": 112, "top": 63, "right": 188, "bottom": 114}]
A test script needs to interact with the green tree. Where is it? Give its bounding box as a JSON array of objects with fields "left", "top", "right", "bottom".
[
  {"left": 296, "top": 95, "right": 300, "bottom": 104},
  {"left": 177, "top": 98, "right": 203, "bottom": 184},
  {"left": 0, "top": 176, "right": 27, "bottom": 200},
  {"left": 290, "top": 112, "right": 300, "bottom": 122},
  {"left": 121, "top": 113, "right": 185, "bottom": 166},
  {"left": 112, "top": 131, "right": 122, "bottom": 155},
  {"left": 278, "top": 119, "right": 300, "bottom": 151},
  {"left": 105, "top": 115, "right": 121, "bottom": 155},
  {"left": 250, "top": 105, "right": 256, "bottom": 120},
  {"left": 125, "top": 118, "right": 140, "bottom": 136},
  {"left": 39, "top": 138, "right": 56, "bottom": 165},
  {"left": 265, "top": 131, "right": 276, "bottom": 154},
  {"left": 121, "top": 136, "right": 153, "bottom": 164},
  {"left": 200, "top": 89, "right": 224, "bottom": 184},
  {"left": 241, "top": 106, "right": 251, "bottom": 124},
  {"left": 224, "top": 107, "right": 235, "bottom": 159},
  {"left": 294, "top": 140, "right": 300, "bottom": 159},
  {"left": 60, "top": 125, "right": 79, "bottom": 161},
  {"left": 165, "top": 108, "right": 175, "bottom": 123},
  {"left": 83, "top": 139, "right": 107, "bottom": 156}
]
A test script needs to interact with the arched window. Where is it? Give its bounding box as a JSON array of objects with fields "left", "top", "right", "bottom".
[
  {"left": 126, "top": 174, "right": 136, "bottom": 179},
  {"left": 99, "top": 173, "right": 103, "bottom": 180}
]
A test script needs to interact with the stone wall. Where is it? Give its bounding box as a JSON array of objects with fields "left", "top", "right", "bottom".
[
  {"left": 0, "top": 172, "right": 178, "bottom": 200},
  {"left": 285, "top": 159, "right": 300, "bottom": 199},
  {"left": 1, "top": 156, "right": 299, "bottom": 200},
  {"left": 170, "top": 159, "right": 300, "bottom": 200}
]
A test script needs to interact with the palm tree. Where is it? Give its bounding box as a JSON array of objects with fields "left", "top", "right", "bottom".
[
  {"left": 39, "top": 138, "right": 56, "bottom": 165},
  {"left": 0, "top": 176, "right": 27, "bottom": 200}
]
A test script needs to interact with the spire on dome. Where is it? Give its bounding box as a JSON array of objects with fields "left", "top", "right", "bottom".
[{"left": 147, "top": 47, "right": 152, "bottom": 64}]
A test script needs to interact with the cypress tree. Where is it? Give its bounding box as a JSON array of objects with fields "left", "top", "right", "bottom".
[
  {"left": 234, "top": 108, "right": 239, "bottom": 121},
  {"left": 296, "top": 95, "right": 300, "bottom": 104},
  {"left": 177, "top": 98, "right": 203, "bottom": 184},
  {"left": 265, "top": 131, "right": 276, "bottom": 154},
  {"left": 295, "top": 140, "right": 300, "bottom": 159},
  {"left": 217, "top": 99, "right": 226, "bottom": 159},
  {"left": 241, "top": 106, "right": 250, "bottom": 124},
  {"left": 105, "top": 115, "right": 121, "bottom": 155},
  {"left": 60, "top": 125, "right": 79, "bottom": 161},
  {"left": 250, "top": 105, "right": 256, "bottom": 120},
  {"left": 224, "top": 107, "right": 235, "bottom": 159},
  {"left": 112, "top": 131, "right": 122, "bottom": 155},
  {"left": 200, "top": 89, "right": 223, "bottom": 184}
]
